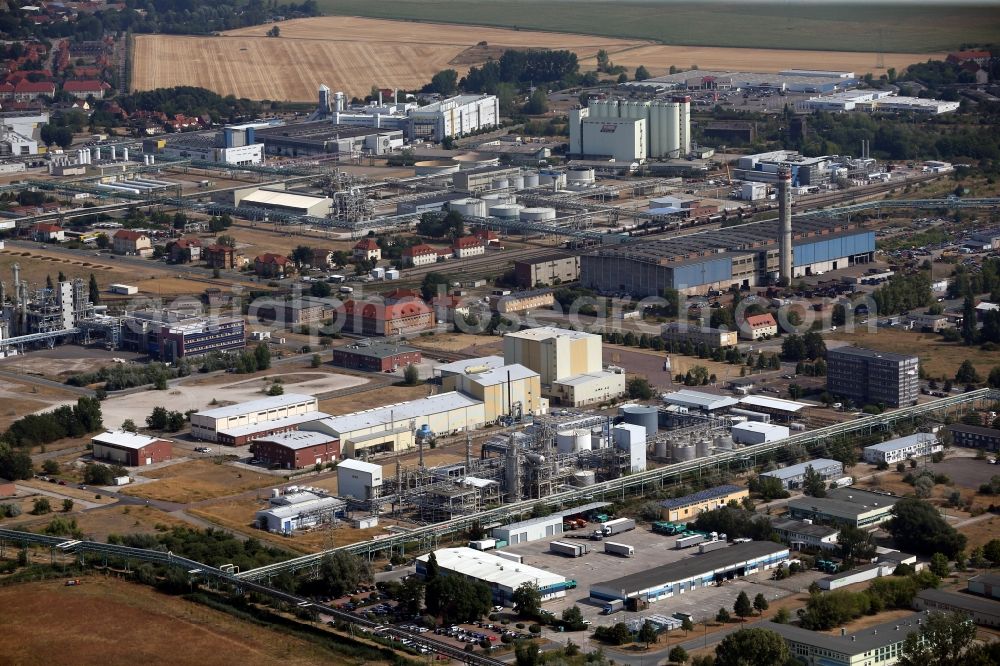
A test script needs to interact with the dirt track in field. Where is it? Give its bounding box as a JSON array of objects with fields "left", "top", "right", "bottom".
[{"left": 133, "top": 16, "right": 939, "bottom": 101}]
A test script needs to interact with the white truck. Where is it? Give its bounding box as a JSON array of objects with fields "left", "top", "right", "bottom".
[{"left": 604, "top": 541, "right": 634, "bottom": 557}]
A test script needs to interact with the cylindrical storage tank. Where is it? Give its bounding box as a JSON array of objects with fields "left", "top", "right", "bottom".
[
  {"left": 654, "top": 440, "right": 668, "bottom": 458},
  {"left": 449, "top": 198, "right": 487, "bottom": 218},
  {"left": 491, "top": 178, "right": 509, "bottom": 190},
  {"left": 572, "top": 471, "right": 596, "bottom": 487},
  {"left": 522, "top": 172, "right": 539, "bottom": 188},
  {"left": 696, "top": 438, "right": 711, "bottom": 458},
  {"left": 566, "top": 168, "right": 595, "bottom": 184},
  {"left": 414, "top": 159, "right": 460, "bottom": 175},
  {"left": 620, "top": 405, "right": 658, "bottom": 439},
  {"left": 509, "top": 175, "right": 525, "bottom": 190},
  {"left": 121, "top": 148, "right": 129, "bottom": 161},
  {"left": 519, "top": 207, "right": 556, "bottom": 222},
  {"left": 91, "top": 146, "right": 100, "bottom": 162},
  {"left": 591, "top": 427, "right": 605, "bottom": 450},
  {"left": 665, "top": 101, "right": 681, "bottom": 157},
  {"left": 557, "top": 430, "right": 577, "bottom": 454},
  {"left": 482, "top": 192, "right": 515, "bottom": 205},
  {"left": 574, "top": 428, "right": 591, "bottom": 452},
  {"left": 714, "top": 435, "right": 735, "bottom": 450},
  {"left": 672, "top": 442, "right": 696, "bottom": 462},
  {"left": 454, "top": 152, "right": 499, "bottom": 170},
  {"left": 489, "top": 203, "right": 522, "bottom": 219},
  {"left": 271, "top": 488, "right": 280, "bottom": 499},
  {"left": 149, "top": 155, "right": 155, "bottom": 165}
]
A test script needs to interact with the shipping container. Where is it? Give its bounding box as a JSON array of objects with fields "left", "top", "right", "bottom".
[
  {"left": 676, "top": 534, "right": 706, "bottom": 549},
  {"left": 602, "top": 599, "right": 624, "bottom": 614},
  {"left": 469, "top": 538, "right": 497, "bottom": 551},
  {"left": 550, "top": 540, "right": 588, "bottom": 557},
  {"left": 493, "top": 550, "right": 523, "bottom": 564},
  {"left": 699, "top": 539, "right": 728, "bottom": 554},
  {"left": 604, "top": 541, "right": 635, "bottom": 557}
]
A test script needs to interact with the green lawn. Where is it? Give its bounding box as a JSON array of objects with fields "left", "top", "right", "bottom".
[{"left": 316, "top": 0, "right": 999, "bottom": 53}]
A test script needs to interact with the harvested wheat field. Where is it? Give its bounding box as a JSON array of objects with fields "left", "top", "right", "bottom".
[
  {"left": 121, "top": 460, "right": 277, "bottom": 504},
  {"left": 0, "top": 578, "right": 368, "bottom": 666},
  {"left": 133, "top": 16, "right": 937, "bottom": 102}
]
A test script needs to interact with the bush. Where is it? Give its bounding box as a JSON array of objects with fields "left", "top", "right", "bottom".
[{"left": 528, "top": 624, "right": 541, "bottom": 634}]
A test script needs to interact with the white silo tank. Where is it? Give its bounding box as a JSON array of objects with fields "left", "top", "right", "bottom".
[
  {"left": 509, "top": 175, "right": 525, "bottom": 190},
  {"left": 121, "top": 148, "right": 129, "bottom": 161},
  {"left": 77, "top": 149, "right": 88, "bottom": 164},
  {"left": 449, "top": 198, "right": 487, "bottom": 218},
  {"left": 91, "top": 146, "right": 100, "bottom": 162},
  {"left": 109, "top": 145, "right": 116, "bottom": 160},
  {"left": 489, "top": 203, "right": 522, "bottom": 219},
  {"left": 714, "top": 435, "right": 735, "bottom": 450},
  {"left": 591, "top": 427, "right": 605, "bottom": 450},
  {"left": 491, "top": 178, "right": 509, "bottom": 190},
  {"left": 557, "top": 430, "right": 577, "bottom": 454},
  {"left": 519, "top": 207, "right": 556, "bottom": 222},
  {"left": 665, "top": 101, "right": 681, "bottom": 158},
  {"left": 572, "top": 470, "right": 596, "bottom": 487},
  {"left": 696, "top": 438, "right": 711, "bottom": 458},
  {"left": 149, "top": 154, "right": 155, "bottom": 165},
  {"left": 574, "top": 428, "right": 591, "bottom": 451},
  {"left": 566, "top": 168, "right": 595, "bottom": 184},
  {"left": 522, "top": 172, "right": 539, "bottom": 188}
]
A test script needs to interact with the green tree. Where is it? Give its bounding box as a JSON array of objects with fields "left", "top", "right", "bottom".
[
  {"left": 561, "top": 605, "right": 586, "bottom": 631},
  {"left": 420, "top": 271, "right": 452, "bottom": 300},
  {"left": 638, "top": 619, "right": 658, "bottom": 647},
  {"left": 317, "top": 550, "right": 372, "bottom": 598},
  {"left": 788, "top": 383, "right": 802, "bottom": 400},
  {"left": 668, "top": 646, "right": 689, "bottom": 664},
  {"left": 62, "top": 498, "right": 74, "bottom": 512},
  {"left": 681, "top": 616, "right": 695, "bottom": 634},
  {"left": 962, "top": 296, "right": 977, "bottom": 345},
  {"left": 733, "top": 590, "right": 753, "bottom": 621},
  {"left": 121, "top": 419, "right": 137, "bottom": 433},
  {"left": 838, "top": 523, "right": 875, "bottom": 563},
  {"left": 512, "top": 581, "right": 542, "bottom": 620},
  {"left": 716, "top": 607, "right": 731, "bottom": 623},
  {"left": 988, "top": 366, "right": 1000, "bottom": 389},
  {"left": 984, "top": 539, "right": 1000, "bottom": 566},
  {"left": 428, "top": 69, "right": 459, "bottom": 96},
  {"left": 955, "top": 359, "right": 980, "bottom": 385},
  {"left": 803, "top": 465, "right": 827, "bottom": 497},
  {"left": 290, "top": 245, "right": 313, "bottom": 268},
  {"left": 403, "top": 364, "right": 420, "bottom": 386},
  {"left": 426, "top": 575, "right": 491, "bottom": 623},
  {"left": 31, "top": 497, "right": 52, "bottom": 515},
  {"left": 146, "top": 406, "right": 168, "bottom": 430},
  {"left": 396, "top": 576, "right": 424, "bottom": 617},
  {"left": 929, "top": 552, "right": 950, "bottom": 577},
  {"left": 715, "top": 628, "right": 790, "bottom": 666},
  {"left": 627, "top": 376, "right": 653, "bottom": 400},
  {"left": 41, "top": 459, "right": 59, "bottom": 475},
  {"left": 267, "top": 382, "right": 284, "bottom": 396},
  {"left": 888, "top": 497, "right": 967, "bottom": 557},
  {"left": 88, "top": 273, "right": 100, "bottom": 305},
  {"left": 310, "top": 280, "right": 331, "bottom": 298},
  {"left": 515, "top": 640, "right": 541, "bottom": 666},
  {"left": 523, "top": 87, "right": 549, "bottom": 115},
  {"left": 634, "top": 65, "right": 651, "bottom": 81},
  {"left": 774, "top": 607, "right": 791, "bottom": 624},
  {"left": 310, "top": 353, "right": 322, "bottom": 368},
  {"left": 753, "top": 592, "right": 769, "bottom": 616},
  {"left": 899, "top": 611, "right": 976, "bottom": 666},
  {"left": 254, "top": 343, "right": 271, "bottom": 371}
]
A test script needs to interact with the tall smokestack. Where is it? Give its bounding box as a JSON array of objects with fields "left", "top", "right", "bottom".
[{"left": 778, "top": 165, "right": 793, "bottom": 284}]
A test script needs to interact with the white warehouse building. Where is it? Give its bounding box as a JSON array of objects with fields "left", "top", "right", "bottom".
[
  {"left": 863, "top": 433, "right": 941, "bottom": 465},
  {"left": 408, "top": 94, "right": 499, "bottom": 142},
  {"left": 731, "top": 421, "right": 789, "bottom": 445},
  {"left": 255, "top": 491, "right": 345, "bottom": 534},
  {"left": 416, "top": 547, "right": 569, "bottom": 606},
  {"left": 336, "top": 458, "right": 384, "bottom": 501},
  {"left": 190, "top": 393, "right": 319, "bottom": 442}
]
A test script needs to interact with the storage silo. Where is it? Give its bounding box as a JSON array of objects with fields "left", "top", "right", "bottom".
[
  {"left": 519, "top": 207, "right": 556, "bottom": 222},
  {"left": 482, "top": 192, "right": 515, "bottom": 205},
  {"left": 672, "top": 441, "right": 696, "bottom": 462},
  {"left": 696, "top": 438, "right": 711, "bottom": 458},
  {"left": 566, "top": 168, "right": 595, "bottom": 184},
  {"left": 522, "top": 172, "right": 540, "bottom": 188},
  {"left": 509, "top": 174, "right": 525, "bottom": 190},
  {"left": 414, "top": 159, "right": 460, "bottom": 175},
  {"left": 591, "top": 427, "right": 606, "bottom": 450},
  {"left": 714, "top": 435, "right": 735, "bottom": 451},
  {"left": 557, "top": 430, "right": 577, "bottom": 454},
  {"left": 449, "top": 198, "right": 487, "bottom": 218},
  {"left": 489, "top": 203, "right": 522, "bottom": 219},
  {"left": 91, "top": 146, "right": 100, "bottom": 162},
  {"left": 620, "top": 404, "right": 658, "bottom": 439},
  {"left": 654, "top": 440, "right": 668, "bottom": 458},
  {"left": 665, "top": 100, "right": 681, "bottom": 158},
  {"left": 491, "top": 178, "right": 509, "bottom": 190},
  {"left": 572, "top": 471, "right": 596, "bottom": 487}
]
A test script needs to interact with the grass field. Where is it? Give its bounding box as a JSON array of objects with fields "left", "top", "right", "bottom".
[
  {"left": 132, "top": 14, "right": 948, "bottom": 101},
  {"left": 121, "top": 460, "right": 277, "bottom": 504},
  {"left": 829, "top": 329, "right": 1000, "bottom": 381},
  {"left": 0, "top": 578, "right": 358, "bottom": 666},
  {"left": 316, "top": 1, "right": 1000, "bottom": 53}
]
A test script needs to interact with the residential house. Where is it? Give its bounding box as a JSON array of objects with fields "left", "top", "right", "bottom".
[
  {"left": 62, "top": 79, "right": 107, "bottom": 100},
  {"left": 112, "top": 230, "right": 153, "bottom": 257},
  {"left": 453, "top": 235, "right": 485, "bottom": 259},
  {"left": 254, "top": 253, "right": 293, "bottom": 278},
  {"left": 353, "top": 238, "right": 381, "bottom": 261},
  {"left": 402, "top": 243, "right": 439, "bottom": 267},
  {"left": 13, "top": 81, "right": 55, "bottom": 102},
  {"left": 32, "top": 223, "right": 64, "bottom": 242},
  {"left": 169, "top": 237, "right": 202, "bottom": 263},
  {"left": 204, "top": 244, "right": 237, "bottom": 269},
  {"left": 742, "top": 312, "right": 778, "bottom": 340}
]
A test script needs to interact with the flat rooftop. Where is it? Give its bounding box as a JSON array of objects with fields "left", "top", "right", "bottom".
[
  {"left": 864, "top": 432, "right": 936, "bottom": 453},
  {"left": 92, "top": 430, "right": 166, "bottom": 450},
  {"left": 738, "top": 395, "right": 808, "bottom": 413},
  {"left": 195, "top": 394, "right": 317, "bottom": 420},
  {"left": 761, "top": 458, "right": 841, "bottom": 481},
  {"left": 417, "top": 547, "right": 565, "bottom": 591},
  {"left": 593, "top": 541, "right": 787, "bottom": 594},
  {"left": 256, "top": 121, "right": 393, "bottom": 141},
  {"left": 255, "top": 430, "right": 336, "bottom": 450},
  {"left": 827, "top": 346, "right": 918, "bottom": 363},
  {"left": 314, "top": 392, "right": 481, "bottom": 435},
  {"left": 660, "top": 484, "right": 745, "bottom": 509},
  {"left": 788, "top": 487, "right": 900, "bottom": 517},
  {"left": 335, "top": 340, "right": 420, "bottom": 360},
  {"left": 216, "top": 411, "right": 331, "bottom": 438},
  {"left": 662, "top": 389, "right": 739, "bottom": 411},
  {"left": 761, "top": 612, "right": 924, "bottom": 655},
  {"left": 770, "top": 517, "right": 838, "bottom": 539}
]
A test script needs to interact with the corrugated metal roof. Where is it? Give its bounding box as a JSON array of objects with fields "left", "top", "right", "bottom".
[
  {"left": 739, "top": 395, "right": 808, "bottom": 413},
  {"left": 417, "top": 547, "right": 566, "bottom": 590},
  {"left": 92, "top": 430, "right": 163, "bottom": 450},
  {"left": 254, "top": 431, "right": 335, "bottom": 450},
  {"left": 662, "top": 389, "right": 739, "bottom": 411},
  {"left": 463, "top": 364, "right": 538, "bottom": 387},
  {"left": 660, "top": 484, "right": 745, "bottom": 509},
  {"left": 761, "top": 613, "right": 923, "bottom": 656},
  {"left": 217, "top": 411, "right": 331, "bottom": 438},
  {"left": 241, "top": 189, "right": 330, "bottom": 209},
  {"left": 195, "top": 394, "right": 317, "bottom": 420},
  {"left": 311, "top": 392, "right": 481, "bottom": 435},
  {"left": 864, "top": 432, "right": 936, "bottom": 453},
  {"left": 761, "top": 458, "right": 842, "bottom": 481}
]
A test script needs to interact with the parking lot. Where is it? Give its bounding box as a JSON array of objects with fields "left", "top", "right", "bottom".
[{"left": 502, "top": 522, "right": 826, "bottom": 629}]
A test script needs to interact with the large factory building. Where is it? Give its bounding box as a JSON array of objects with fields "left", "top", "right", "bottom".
[
  {"left": 408, "top": 94, "right": 499, "bottom": 142},
  {"left": 580, "top": 216, "right": 875, "bottom": 296},
  {"left": 569, "top": 96, "right": 691, "bottom": 160}
]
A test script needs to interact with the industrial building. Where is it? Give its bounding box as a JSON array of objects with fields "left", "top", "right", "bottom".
[
  {"left": 624, "top": 68, "right": 858, "bottom": 94},
  {"left": 803, "top": 90, "right": 961, "bottom": 115},
  {"left": 762, "top": 613, "right": 924, "bottom": 666},
  {"left": 255, "top": 491, "right": 345, "bottom": 534},
  {"left": 214, "top": 411, "right": 331, "bottom": 447},
  {"left": 862, "top": 433, "right": 940, "bottom": 465},
  {"left": 336, "top": 458, "right": 383, "bottom": 500},
  {"left": 447, "top": 363, "right": 545, "bottom": 423},
  {"left": 492, "top": 514, "right": 564, "bottom": 545},
  {"left": 407, "top": 95, "right": 499, "bottom": 141},
  {"left": 514, "top": 252, "right": 580, "bottom": 288},
  {"left": 301, "top": 392, "right": 485, "bottom": 457},
  {"left": 662, "top": 389, "right": 739, "bottom": 413},
  {"left": 550, "top": 370, "right": 626, "bottom": 407},
  {"left": 732, "top": 421, "right": 789, "bottom": 444},
  {"left": 761, "top": 458, "right": 843, "bottom": 489},
  {"left": 589, "top": 541, "right": 788, "bottom": 603},
  {"left": 969, "top": 573, "right": 1000, "bottom": 600},
  {"left": 339, "top": 297, "right": 436, "bottom": 338},
  {"left": 91, "top": 431, "right": 172, "bottom": 467},
  {"left": 569, "top": 96, "right": 691, "bottom": 160},
  {"left": 416, "top": 547, "right": 569, "bottom": 606},
  {"left": 914, "top": 589, "right": 1000, "bottom": 627},
  {"left": 121, "top": 310, "right": 246, "bottom": 362},
  {"left": 255, "top": 121, "right": 404, "bottom": 157},
  {"left": 581, "top": 216, "right": 875, "bottom": 296},
  {"left": 737, "top": 395, "right": 808, "bottom": 422},
  {"left": 250, "top": 431, "right": 340, "bottom": 469},
  {"left": 734, "top": 150, "right": 834, "bottom": 187},
  {"left": 234, "top": 185, "right": 333, "bottom": 218},
  {"left": 787, "top": 488, "right": 899, "bottom": 529},
  {"left": 190, "top": 393, "right": 319, "bottom": 442},
  {"left": 770, "top": 518, "right": 839, "bottom": 550},
  {"left": 160, "top": 123, "right": 266, "bottom": 165},
  {"left": 659, "top": 484, "right": 749, "bottom": 522},
  {"left": 661, "top": 323, "right": 738, "bottom": 349},
  {"left": 827, "top": 347, "right": 920, "bottom": 408},
  {"left": 331, "top": 340, "right": 422, "bottom": 373},
  {"left": 946, "top": 424, "right": 1000, "bottom": 452}
]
